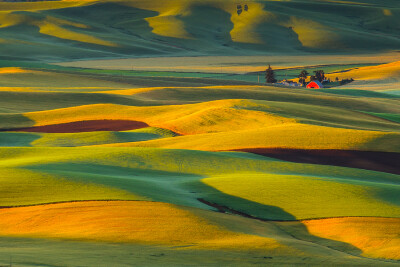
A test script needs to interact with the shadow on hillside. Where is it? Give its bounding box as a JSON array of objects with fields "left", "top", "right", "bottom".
[
  {"left": 42, "top": 3, "right": 172, "bottom": 55},
  {"left": 0, "top": 132, "right": 40, "bottom": 147},
  {"left": 274, "top": 220, "right": 364, "bottom": 256},
  {"left": 26, "top": 160, "right": 368, "bottom": 260},
  {"left": 26, "top": 163, "right": 207, "bottom": 209},
  {"left": 0, "top": 91, "right": 157, "bottom": 113},
  {"left": 190, "top": 180, "right": 366, "bottom": 258},
  {"left": 189, "top": 180, "right": 297, "bottom": 220},
  {"left": 0, "top": 113, "right": 35, "bottom": 129},
  {"left": 180, "top": 4, "right": 233, "bottom": 49}
]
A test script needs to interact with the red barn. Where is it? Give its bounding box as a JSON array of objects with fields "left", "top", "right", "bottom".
[{"left": 306, "top": 81, "right": 324, "bottom": 89}]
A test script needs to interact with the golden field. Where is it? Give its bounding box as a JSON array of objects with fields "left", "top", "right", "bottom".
[{"left": 0, "top": 0, "right": 400, "bottom": 266}]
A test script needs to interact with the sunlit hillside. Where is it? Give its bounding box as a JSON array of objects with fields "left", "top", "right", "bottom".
[
  {"left": 0, "top": 0, "right": 400, "bottom": 266},
  {"left": 0, "top": 0, "right": 399, "bottom": 61}
]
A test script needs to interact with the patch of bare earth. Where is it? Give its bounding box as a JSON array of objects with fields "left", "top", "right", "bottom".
[
  {"left": 233, "top": 148, "right": 400, "bottom": 175},
  {"left": 3, "top": 120, "right": 149, "bottom": 133}
]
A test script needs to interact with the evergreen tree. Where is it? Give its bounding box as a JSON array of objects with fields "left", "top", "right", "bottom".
[
  {"left": 265, "top": 65, "right": 277, "bottom": 83},
  {"left": 298, "top": 70, "right": 309, "bottom": 85}
]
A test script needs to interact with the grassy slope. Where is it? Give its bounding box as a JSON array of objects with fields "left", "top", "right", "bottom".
[
  {"left": 130, "top": 86, "right": 400, "bottom": 113},
  {"left": 0, "top": 0, "right": 399, "bottom": 61},
  {"left": 0, "top": 1, "right": 400, "bottom": 264},
  {"left": 1, "top": 143, "right": 398, "bottom": 265},
  {"left": 0, "top": 103, "right": 398, "bottom": 262},
  {"left": 1, "top": 92, "right": 398, "bottom": 130},
  {"left": 0, "top": 128, "right": 175, "bottom": 147},
  {"left": 0, "top": 167, "right": 140, "bottom": 207},
  {"left": 100, "top": 123, "right": 400, "bottom": 153},
  {"left": 57, "top": 53, "right": 400, "bottom": 73},
  {"left": 0, "top": 61, "right": 398, "bottom": 264},
  {"left": 26, "top": 127, "right": 175, "bottom": 147},
  {"left": 365, "top": 112, "right": 400, "bottom": 123},
  {"left": 0, "top": 200, "right": 399, "bottom": 264},
  {"left": 0, "top": 145, "right": 399, "bottom": 262},
  {"left": 202, "top": 172, "right": 400, "bottom": 220},
  {"left": 302, "top": 217, "right": 400, "bottom": 260},
  {"left": 0, "top": 201, "right": 287, "bottom": 250},
  {"left": 1, "top": 95, "right": 399, "bottom": 152},
  {"left": 326, "top": 61, "right": 400, "bottom": 81},
  {"left": 0, "top": 145, "right": 398, "bottom": 263},
  {"left": 0, "top": 217, "right": 398, "bottom": 267},
  {"left": 0, "top": 147, "right": 398, "bottom": 219}
]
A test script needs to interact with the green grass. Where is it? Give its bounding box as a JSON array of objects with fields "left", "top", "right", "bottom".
[
  {"left": 317, "top": 89, "right": 400, "bottom": 98},
  {"left": 202, "top": 172, "right": 400, "bottom": 220},
  {"left": 0, "top": 167, "right": 139, "bottom": 207},
  {"left": 0, "top": 0, "right": 399, "bottom": 62},
  {"left": 364, "top": 112, "right": 400, "bottom": 123},
  {"left": 29, "top": 127, "right": 177, "bottom": 147},
  {"left": 132, "top": 86, "right": 400, "bottom": 114},
  {"left": 0, "top": 60, "right": 240, "bottom": 79},
  {"left": 0, "top": 147, "right": 398, "bottom": 220},
  {"left": 0, "top": 132, "right": 39, "bottom": 147},
  {"left": 0, "top": 225, "right": 394, "bottom": 267},
  {"left": 0, "top": 62, "right": 383, "bottom": 87},
  {"left": 264, "top": 100, "right": 400, "bottom": 132},
  {"left": 0, "top": 236, "right": 271, "bottom": 267},
  {"left": 0, "top": 59, "right": 379, "bottom": 86},
  {"left": 0, "top": 92, "right": 154, "bottom": 113},
  {"left": 0, "top": 0, "right": 399, "bottom": 264}
]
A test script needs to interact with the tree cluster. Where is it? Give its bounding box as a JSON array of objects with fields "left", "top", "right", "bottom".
[
  {"left": 264, "top": 65, "right": 353, "bottom": 87},
  {"left": 340, "top": 78, "right": 354, "bottom": 85},
  {"left": 313, "top": 70, "right": 325, "bottom": 83},
  {"left": 299, "top": 69, "right": 325, "bottom": 84},
  {"left": 298, "top": 70, "right": 309, "bottom": 85}
]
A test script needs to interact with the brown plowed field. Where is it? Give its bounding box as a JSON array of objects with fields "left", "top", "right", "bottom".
[
  {"left": 4, "top": 120, "right": 149, "bottom": 133},
  {"left": 234, "top": 148, "right": 400, "bottom": 175}
]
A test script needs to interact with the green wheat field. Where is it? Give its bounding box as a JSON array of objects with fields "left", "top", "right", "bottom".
[{"left": 0, "top": 0, "right": 399, "bottom": 266}]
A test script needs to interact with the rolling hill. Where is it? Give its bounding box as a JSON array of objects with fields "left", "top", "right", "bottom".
[
  {"left": 0, "top": 0, "right": 400, "bottom": 266},
  {"left": 0, "top": 0, "right": 399, "bottom": 61}
]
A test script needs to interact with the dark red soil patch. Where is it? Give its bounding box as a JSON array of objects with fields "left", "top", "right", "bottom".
[
  {"left": 2, "top": 120, "right": 149, "bottom": 133},
  {"left": 233, "top": 148, "right": 400, "bottom": 175}
]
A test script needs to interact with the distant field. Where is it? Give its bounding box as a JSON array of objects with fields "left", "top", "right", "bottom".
[
  {"left": 0, "top": 0, "right": 400, "bottom": 266},
  {"left": 0, "top": 68, "right": 399, "bottom": 266},
  {"left": 54, "top": 55, "right": 400, "bottom": 91},
  {"left": 57, "top": 54, "right": 400, "bottom": 73},
  {"left": 0, "top": 0, "right": 399, "bottom": 61}
]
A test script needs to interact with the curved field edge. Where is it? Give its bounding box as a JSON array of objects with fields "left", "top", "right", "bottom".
[
  {"left": 0, "top": 147, "right": 399, "bottom": 220},
  {"left": 233, "top": 148, "right": 400, "bottom": 175},
  {"left": 1, "top": 0, "right": 400, "bottom": 62},
  {"left": 1, "top": 92, "right": 399, "bottom": 133},
  {"left": 0, "top": 200, "right": 289, "bottom": 252},
  {"left": 201, "top": 172, "right": 400, "bottom": 220},
  {"left": 0, "top": 99, "right": 396, "bottom": 151},
  {"left": 98, "top": 124, "right": 400, "bottom": 153},
  {"left": 278, "top": 217, "right": 400, "bottom": 261},
  {"left": 0, "top": 200, "right": 398, "bottom": 263},
  {"left": 0, "top": 168, "right": 143, "bottom": 207},
  {"left": 0, "top": 127, "right": 177, "bottom": 147}
]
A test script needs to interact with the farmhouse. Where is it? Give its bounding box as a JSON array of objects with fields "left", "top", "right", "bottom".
[
  {"left": 306, "top": 80, "right": 324, "bottom": 89},
  {"left": 277, "top": 80, "right": 302, "bottom": 87}
]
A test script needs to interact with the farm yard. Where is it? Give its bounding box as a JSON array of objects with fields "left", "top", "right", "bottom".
[{"left": 0, "top": 0, "right": 400, "bottom": 266}]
